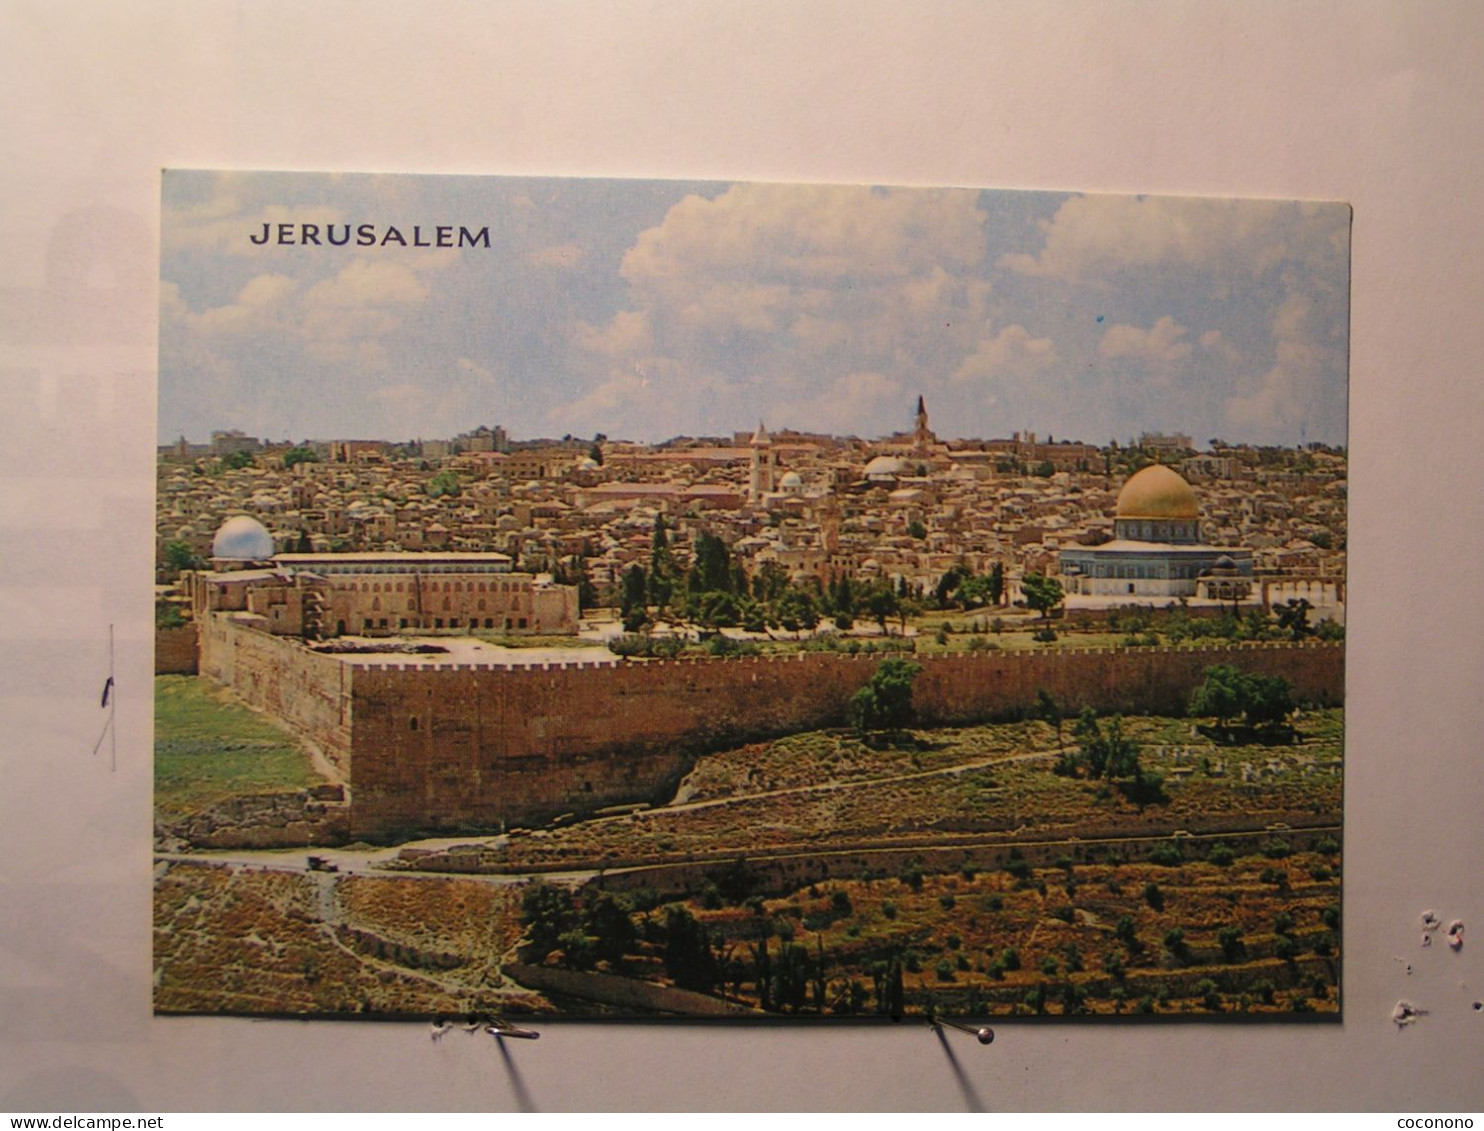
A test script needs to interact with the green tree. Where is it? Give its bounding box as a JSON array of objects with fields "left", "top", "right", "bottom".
[
  {"left": 773, "top": 587, "right": 820, "bottom": 636},
  {"left": 933, "top": 566, "right": 964, "bottom": 609},
  {"left": 1217, "top": 926, "right": 1246, "bottom": 962},
  {"left": 770, "top": 941, "right": 812, "bottom": 1012},
  {"left": 1276, "top": 597, "right": 1313, "bottom": 640},
  {"left": 1036, "top": 688, "right": 1064, "bottom": 754},
  {"left": 1190, "top": 665, "right": 1295, "bottom": 732},
  {"left": 689, "top": 530, "right": 735, "bottom": 594},
  {"left": 620, "top": 563, "right": 649, "bottom": 632},
  {"left": 1241, "top": 673, "right": 1295, "bottom": 729},
  {"left": 662, "top": 906, "right": 718, "bottom": 993},
  {"left": 874, "top": 956, "right": 906, "bottom": 1018},
  {"left": 1072, "top": 708, "right": 1139, "bottom": 780},
  {"left": 1021, "top": 572, "right": 1064, "bottom": 621},
  {"left": 282, "top": 445, "right": 319, "bottom": 469},
  {"left": 861, "top": 580, "right": 901, "bottom": 635},
  {"left": 647, "top": 515, "right": 675, "bottom": 609},
  {"left": 849, "top": 658, "right": 922, "bottom": 737},
  {"left": 572, "top": 554, "right": 597, "bottom": 614},
  {"left": 164, "top": 539, "right": 200, "bottom": 572},
  {"left": 520, "top": 883, "right": 578, "bottom": 962},
  {"left": 1189, "top": 664, "right": 1246, "bottom": 728},
  {"left": 751, "top": 560, "right": 790, "bottom": 604},
  {"left": 221, "top": 449, "right": 253, "bottom": 470},
  {"left": 426, "top": 469, "right": 461, "bottom": 498},
  {"left": 583, "top": 891, "right": 635, "bottom": 966},
  {"left": 696, "top": 589, "right": 742, "bottom": 629}
]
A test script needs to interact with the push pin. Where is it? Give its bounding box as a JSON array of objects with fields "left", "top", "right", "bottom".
[
  {"left": 928, "top": 1014, "right": 995, "bottom": 1045},
  {"left": 429, "top": 1017, "right": 454, "bottom": 1042},
  {"left": 487, "top": 1017, "right": 540, "bottom": 1041}
]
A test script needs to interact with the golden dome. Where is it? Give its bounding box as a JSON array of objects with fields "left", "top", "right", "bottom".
[{"left": 1115, "top": 465, "right": 1198, "bottom": 520}]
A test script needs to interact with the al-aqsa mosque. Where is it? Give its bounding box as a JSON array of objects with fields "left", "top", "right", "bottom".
[{"left": 1059, "top": 464, "right": 1254, "bottom": 600}]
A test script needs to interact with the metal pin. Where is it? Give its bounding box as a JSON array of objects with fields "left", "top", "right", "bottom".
[
  {"left": 429, "top": 1018, "right": 454, "bottom": 1042},
  {"left": 487, "top": 1017, "right": 540, "bottom": 1040},
  {"left": 928, "top": 1015, "right": 995, "bottom": 1045}
]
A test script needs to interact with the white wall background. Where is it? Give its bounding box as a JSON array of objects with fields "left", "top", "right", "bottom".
[{"left": 1, "top": 1, "right": 1480, "bottom": 1112}]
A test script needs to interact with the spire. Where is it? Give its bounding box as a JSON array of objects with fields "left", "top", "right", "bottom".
[{"left": 751, "top": 420, "right": 770, "bottom": 446}]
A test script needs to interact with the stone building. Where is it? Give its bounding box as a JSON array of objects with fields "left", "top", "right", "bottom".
[
  {"left": 1058, "top": 464, "right": 1254, "bottom": 599},
  {"left": 193, "top": 518, "right": 579, "bottom": 637}
]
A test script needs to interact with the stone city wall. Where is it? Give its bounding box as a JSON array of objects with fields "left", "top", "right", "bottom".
[
  {"left": 155, "top": 624, "right": 199, "bottom": 674},
  {"left": 345, "top": 642, "right": 1342, "bottom": 838},
  {"left": 199, "top": 614, "right": 354, "bottom": 773}
]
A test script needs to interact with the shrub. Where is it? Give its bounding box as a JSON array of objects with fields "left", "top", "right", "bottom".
[
  {"left": 898, "top": 859, "right": 925, "bottom": 892},
  {"left": 1149, "top": 841, "right": 1184, "bottom": 866},
  {"left": 1217, "top": 926, "right": 1246, "bottom": 961},
  {"left": 1196, "top": 978, "right": 1222, "bottom": 1011}
]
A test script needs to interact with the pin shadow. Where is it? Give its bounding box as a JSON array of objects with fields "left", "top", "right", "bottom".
[
  {"left": 493, "top": 1034, "right": 538, "bottom": 1113},
  {"left": 932, "top": 1025, "right": 987, "bottom": 1112}
]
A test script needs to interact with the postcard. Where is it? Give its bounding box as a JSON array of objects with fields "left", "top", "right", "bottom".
[{"left": 155, "top": 171, "right": 1347, "bottom": 1019}]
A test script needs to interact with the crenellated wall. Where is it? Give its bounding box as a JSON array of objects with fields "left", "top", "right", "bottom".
[
  {"left": 189, "top": 614, "right": 1342, "bottom": 838},
  {"left": 344, "top": 642, "right": 1342, "bottom": 837}
]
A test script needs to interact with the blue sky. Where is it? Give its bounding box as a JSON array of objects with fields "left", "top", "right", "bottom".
[{"left": 160, "top": 171, "right": 1350, "bottom": 448}]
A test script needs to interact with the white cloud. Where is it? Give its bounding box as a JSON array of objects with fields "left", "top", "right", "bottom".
[
  {"left": 1225, "top": 292, "right": 1342, "bottom": 441},
  {"left": 952, "top": 325, "right": 1060, "bottom": 385},
  {"left": 777, "top": 371, "right": 903, "bottom": 437},
  {"left": 1000, "top": 194, "right": 1348, "bottom": 284},
  {"left": 1200, "top": 328, "right": 1245, "bottom": 368},
  {"left": 1098, "top": 316, "right": 1192, "bottom": 365},
  {"left": 168, "top": 273, "right": 298, "bottom": 339},
  {"left": 562, "top": 183, "right": 995, "bottom": 439}
]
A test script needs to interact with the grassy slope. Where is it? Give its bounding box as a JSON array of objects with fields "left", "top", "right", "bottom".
[{"left": 154, "top": 675, "right": 323, "bottom": 820}]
